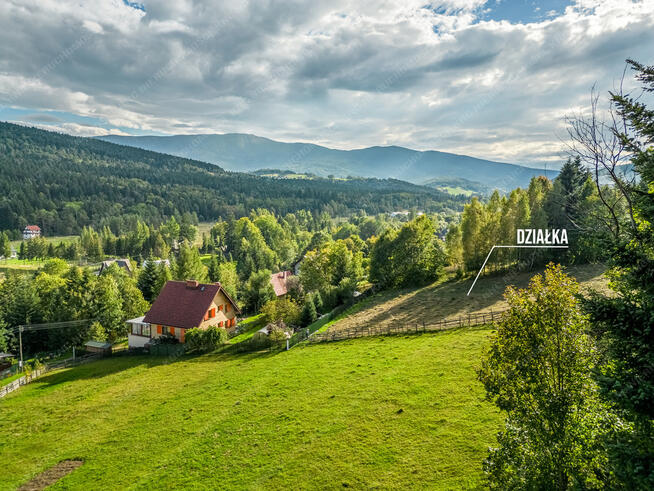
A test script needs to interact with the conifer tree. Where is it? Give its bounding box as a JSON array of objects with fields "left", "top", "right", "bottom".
[
  {"left": 300, "top": 298, "right": 318, "bottom": 326},
  {"left": 0, "top": 231, "right": 10, "bottom": 258},
  {"left": 137, "top": 258, "right": 159, "bottom": 302},
  {"left": 153, "top": 262, "right": 171, "bottom": 299},
  {"left": 173, "top": 243, "right": 206, "bottom": 282},
  {"left": 582, "top": 59, "right": 654, "bottom": 487}
]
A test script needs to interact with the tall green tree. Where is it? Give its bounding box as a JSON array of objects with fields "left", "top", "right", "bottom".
[
  {"left": 460, "top": 197, "right": 486, "bottom": 270},
  {"left": 370, "top": 216, "right": 446, "bottom": 288},
  {"left": 444, "top": 223, "right": 463, "bottom": 268},
  {"left": 90, "top": 274, "right": 124, "bottom": 342},
  {"left": 137, "top": 258, "right": 159, "bottom": 302},
  {"left": 242, "top": 269, "right": 275, "bottom": 313},
  {"left": 207, "top": 255, "right": 222, "bottom": 282},
  {"left": 581, "top": 59, "right": 654, "bottom": 487},
  {"left": 153, "top": 262, "right": 172, "bottom": 299},
  {"left": 0, "top": 231, "right": 10, "bottom": 258},
  {"left": 300, "top": 298, "right": 318, "bottom": 326},
  {"left": 173, "top": 243, "right": 207, "bottom": 282},
  {"left": 216, "top": 261, "right": 239, "bottom": 301},
  {"left": 479, "top": 264, "right": 611, "bottom": 489}
]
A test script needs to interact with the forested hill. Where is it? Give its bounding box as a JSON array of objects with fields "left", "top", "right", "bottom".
[
  {"left": 98, "top": 132, "right": 554, "bottom": 190},
  {"left": 0, "top": 122, "right": 465, "bottom": 235}
]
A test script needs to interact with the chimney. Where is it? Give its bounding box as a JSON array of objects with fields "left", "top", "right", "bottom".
[
  {"left": 214, "top": 282, "right": 222, "bottom": 288},
  {"left": 186, "top": 280, "right": 199, "bottom": 288}
]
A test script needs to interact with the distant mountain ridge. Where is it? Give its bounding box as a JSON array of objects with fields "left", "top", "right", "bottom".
[
  {"left": 0, "top": 122, "right": 466, "bottom": 235},
  {"left": 97, "top": 133, "right": 555, "bottom": 190}
]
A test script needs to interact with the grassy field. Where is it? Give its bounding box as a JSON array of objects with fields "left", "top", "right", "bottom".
[
  {"left": 0, "top": 257, "right": 43, "bottom": 273},
  {"left": 9, "top": 235, "right": 78, "bottom": 248},
  {"left": 327, "top": 263, "right": 609, "bottom": 334},
  {"left": 0, "top": 328, "right": 501, "bottom": 490}
]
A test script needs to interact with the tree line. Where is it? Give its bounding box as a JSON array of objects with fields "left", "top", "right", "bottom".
[{"left": 445, "top": 156, "right": 622, "bottom": 273}]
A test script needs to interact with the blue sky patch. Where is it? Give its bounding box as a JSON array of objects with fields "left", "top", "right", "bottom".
[
  {"left": 481, "top": 0, "right": 573, "bottom": 24},
  {"left": 122, "top": 0, "right": 146, "bottom": 13}
]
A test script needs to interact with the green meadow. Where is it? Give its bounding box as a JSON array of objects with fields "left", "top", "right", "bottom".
[{"left": 0, "top": 328, "right": 501, "bottom": 490}]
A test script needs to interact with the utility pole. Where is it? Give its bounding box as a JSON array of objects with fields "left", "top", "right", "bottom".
[{"left": 19, "top": 325, "right": 24, "bottom": 369}]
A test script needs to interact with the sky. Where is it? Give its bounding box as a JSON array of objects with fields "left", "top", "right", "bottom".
[{"left": 0, "top": 0, "right": 652, "bottom": 167}]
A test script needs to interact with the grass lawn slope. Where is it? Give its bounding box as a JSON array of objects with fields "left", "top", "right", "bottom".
[
  {"left": 0, "top": 328, "right": 500, "bottom": 490},
  {"left": 327, "top": 263, "right": 608, "bottom": 334}
]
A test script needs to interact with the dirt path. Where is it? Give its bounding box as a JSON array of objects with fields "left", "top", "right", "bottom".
[
  {"left": 18, "top": 460, "right": 83, "bottom": 491},
  {"left": 328, "top": 264, "right": 609, "bottom": 333}
]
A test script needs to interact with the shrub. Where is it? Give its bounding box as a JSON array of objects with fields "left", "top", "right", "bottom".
[
  {"left": 268, "top": 325, "right": 288, "bottom": 349},
  {"left": 185, "top": 325, "right": 228, "bottom": 352},
  {"left": 156, "top": 333, "right": 179, "bottom": 345},
  {"left": 204, "top": 325, "right": 228, "bottom": 350},
  {"left": 184, "top": 327, "right": 203, "bottom": 352}
]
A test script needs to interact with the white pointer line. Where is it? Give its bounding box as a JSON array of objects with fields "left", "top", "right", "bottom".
[{"left": 467, "top": 245, "right": 569, "bottom": 296}]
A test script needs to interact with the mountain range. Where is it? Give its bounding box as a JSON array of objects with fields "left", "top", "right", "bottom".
[
  {"left": 0, "top": 122, "right": 466, "bottom": 235},
  {"left": 97, "top": 133, "right": 555, "bottom": 190}
]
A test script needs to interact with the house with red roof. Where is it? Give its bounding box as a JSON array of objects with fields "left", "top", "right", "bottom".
[
  {"left": 127, "top": 280, "right": 240, "bottom": 348},
  {"left": 270, "top": 270, "right": 294, "bottom": 297},
  {"left": 22, "top": 225, "right": 41, "bottom": 240}
]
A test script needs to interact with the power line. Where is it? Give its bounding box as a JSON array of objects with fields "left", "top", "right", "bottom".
[
  {"left": 8, "top": 319, "right": 92, "bottom": 334},
  {"left": 6, "top": 320, "right": 93, "bottom": 368}
]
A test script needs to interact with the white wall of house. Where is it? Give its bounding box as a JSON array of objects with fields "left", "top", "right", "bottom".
[
  {"left": 128, "top": 333, "right": 149, "bottom": 348},
  {"left": 127, "top": 317, "right": 151, "bottom": 348}
]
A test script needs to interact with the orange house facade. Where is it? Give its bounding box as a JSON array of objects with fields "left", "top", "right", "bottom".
[{"left": 128, "top": 280, "right": 240, "bottom": 348}]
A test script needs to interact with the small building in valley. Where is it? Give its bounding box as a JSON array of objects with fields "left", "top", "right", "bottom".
[
  {"left": 99, "top": 258, "right": 133, "bottom": 275},
  {"left": 127, "top": 280, "right": 240, "bottom": 348},
  {"left": 270, "top": 270, "right": 294, "bottom": 297},
  {"left": 22, "top": 225, "right": 41, "bottom": 240}
]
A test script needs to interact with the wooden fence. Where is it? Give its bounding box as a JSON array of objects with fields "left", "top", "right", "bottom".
[
  {"left": 307, "top": 309, "right": 508, "bottom": 344},
  {"left": 0, "top": 353, "right": 101, "bottom": 399}
]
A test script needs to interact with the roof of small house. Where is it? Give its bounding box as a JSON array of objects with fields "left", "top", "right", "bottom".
[
  {"left": 84, "top": 341, "right": 112, "bottom": 349},
  {"left": 270, "top": 270, "right": 293, "bottom": 297},
  {"left": 142, "top": 259, "right": 170, "bottom": 268},
  {"left": 24, "top": 225, "right": 41, "bottom": 231},
  {"left": 100, "top": 258, "right": 133, "bottom": 273},
  {"left": 144, "top": 280, "right": 240, "bottom": 329},
  {"left": 126, "top": 316, "right": 146, "bottom": 324}
]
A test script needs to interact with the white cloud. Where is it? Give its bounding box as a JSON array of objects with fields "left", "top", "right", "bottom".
[{"left": 0, "top": 0, "right": 652, "bottom": 165}]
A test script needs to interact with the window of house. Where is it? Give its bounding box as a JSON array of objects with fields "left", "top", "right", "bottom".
[
  {"left": 131, "top": 324, "right": 140, "bottom": 335},
  {"left": 142, "top": 324, "right": 150, "bottom": 336}
]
